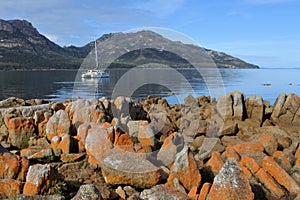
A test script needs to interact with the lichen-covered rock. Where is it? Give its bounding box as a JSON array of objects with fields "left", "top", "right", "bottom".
[
  {"left": 204, "top": 151, "right": 224, "bottom": 178},
  {"left": 207, "top": 158, "right": 254, "bottom": 200},
  {"left": 0, "top": 179, "right": 22, "bottom": 197},
  {"left": 0, "top": 150, "right": 29, "bottom": 181},
  {"left": 198, "top": 182, "right": 211, "bottom": 200},
  {"left": 137, "top": 120, "right": 155, "bottom": 147},
  {"left": 84, "top": 124, "right": 113, "bottom": 166},
  {"left": 71, "top": 184, "right": 103, "bottom": 200},
  {"left": 46, "top": 110, "right": 70, "bottom": 141},
  {"left": 167, "top": 146, "right": 201, "bottom": 191},
  {"left": 0, "top": 152, "right": 19, "bottom": 179},
  {"left": 262, "top": 156, "right": 299, "bottom": 195},
  {"left": 140, "top": 185, "right": 191, "bottom": 200},
  {"left": 239, "top": 156, "right": 285, "bottom": 198},
  {"left": 67, "top": 99, "right": 107, "bottom": 128},
  {"left": 257, "top": 133, "right": 278, "bottom": 156},
  {"left": 233, "top": 142, "right": 264, "bottom": 156},
  {"left": 23, "top": 164, "right": 54, "bottom": 195},
  {"left": 157, "top": 132, "right": 183, "bottom": 167},
  {"left": 60, "top": 153, "right": 85, "bottom": 163},
  {"left": 101, "top": 148, "right": 160, "bottom": 188},
  {"left": 6, "top": 116, "right": 35, "bottom": 148}
]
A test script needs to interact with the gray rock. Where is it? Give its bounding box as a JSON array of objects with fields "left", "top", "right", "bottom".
[
  {"left": 271, "top": 93, "right": 287, "bottom": 121},
  {"left": 216, "top": 91, "right": 245, "bottom": 121},
  {"left": 140, "top": 185, "right": 190, "bottom": 200},
  {"left": 246, "top": 95, "right": 264, "bottom": 125},
  {"left": 157, "top": 132, "right": 183, "bottom": 166},
  {"left": 218, "top": 120, "right": 238, "bottom": 136},
  {"left": 46, "top": 110, "right": 70, "bottom": 141},
  {"left": 197, "top": 137, "right": 220, "bottom": 160},
  {"left": 184, "top": 94, "right": 199, "bottom": 108},
  {"left": 71, "top": 184, "right": 102, "bottom": 200},
  {"left": 232, "top": 91, "right": 245, "bottom": 121},
  {"left": 0, "top": 97, "right": 25, "bottom": 108},
  {"left": 84, "top": 124, "right": 112, "bottom": 165}
]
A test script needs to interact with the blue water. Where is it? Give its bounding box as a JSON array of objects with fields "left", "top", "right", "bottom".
[{"left": 0, "top": 68, "right": 299, "bottom": 104}]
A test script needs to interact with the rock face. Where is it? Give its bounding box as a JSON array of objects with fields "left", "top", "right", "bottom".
[
  {"left": 207, "top": 158, "right": 254, "bottom": 200},
  {"left": 101, "top": 148, "right": 161, "bottom": 188}
]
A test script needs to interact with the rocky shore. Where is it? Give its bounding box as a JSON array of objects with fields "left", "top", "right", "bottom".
[{"left": 0, "top": 91, "right": 299, "bottom": 199}]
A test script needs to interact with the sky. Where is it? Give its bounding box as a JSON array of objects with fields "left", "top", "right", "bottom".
[{"left": 0, "top": 0, "right": 300, "bottom": 68}]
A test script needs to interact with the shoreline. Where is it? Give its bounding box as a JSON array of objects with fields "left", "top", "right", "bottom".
[
  {"left": 0, "top": 66, "right": 260, "bottom": 72},
  {"left": 0, "top": 91, "right": 299, "bottom": 199}
]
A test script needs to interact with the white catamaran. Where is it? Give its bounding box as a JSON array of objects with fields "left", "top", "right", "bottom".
[{"left": 81, "top": 40, "right": 109, "bottom": 78}]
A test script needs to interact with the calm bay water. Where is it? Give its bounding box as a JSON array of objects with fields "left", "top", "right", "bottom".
[{"left": 0, "top": 68, "right": 300, "bottom": 104}]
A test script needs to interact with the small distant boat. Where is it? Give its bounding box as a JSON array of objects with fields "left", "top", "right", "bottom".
[{"left": 81, "top": 40, "right": 109, "bottom": 79}]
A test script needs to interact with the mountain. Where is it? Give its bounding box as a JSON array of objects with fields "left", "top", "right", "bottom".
[
  {"left": 0, "top": 19, "right": 82, "bottom": 70},
  {"left": 0, "top": 19, "right": 259, "bottom": 70}
]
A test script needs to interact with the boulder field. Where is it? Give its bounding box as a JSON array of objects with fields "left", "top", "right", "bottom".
[{"left": 0, "top": 91, "right": 299, "bottom": 199}]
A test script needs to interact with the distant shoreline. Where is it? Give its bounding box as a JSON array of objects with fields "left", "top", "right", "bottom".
[{"left": 0, "top": 66, "right": 261, "bottom": 72}]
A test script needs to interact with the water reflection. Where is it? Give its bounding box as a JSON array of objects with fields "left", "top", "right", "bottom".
[{"left": 1, "top": 68, "right": 300, "bottom": 104}]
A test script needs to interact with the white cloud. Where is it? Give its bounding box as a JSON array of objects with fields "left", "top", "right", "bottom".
[{"left": 0, "top": 0, "right": 173, "bottom": 46}]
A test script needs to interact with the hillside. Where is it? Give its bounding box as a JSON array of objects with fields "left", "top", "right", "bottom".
[{"left": 0, "top": 19, "right": 259, "bottom": 70}]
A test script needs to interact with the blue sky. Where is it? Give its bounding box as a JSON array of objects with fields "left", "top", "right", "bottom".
[{"left": 0, "top": 0, "right": 299, "bottom": 68}]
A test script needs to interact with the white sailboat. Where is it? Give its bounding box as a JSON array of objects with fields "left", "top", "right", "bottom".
[{"left": 81, "top": 40, "right": 109, "bottom": 78}]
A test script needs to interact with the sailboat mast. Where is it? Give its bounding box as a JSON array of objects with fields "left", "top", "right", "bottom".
[{"left": 95, "top": 40, "right": 99, "bottom": 69}]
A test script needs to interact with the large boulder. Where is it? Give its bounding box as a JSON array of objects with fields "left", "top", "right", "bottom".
[
  {"left": 207, "top": 158, "right": 254, "bottom": 200},
  {"left": 83, "top": 124, "right": 113, "bottom": 166},
  {"left": 216, "top": 91, "right": 246, "bottom": 121},
  {"left": 101, "top": 148, "right": 161, "bottom": 188},
  {"left": 66, "top": 99, "right": 107, "bottom": 128}
]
